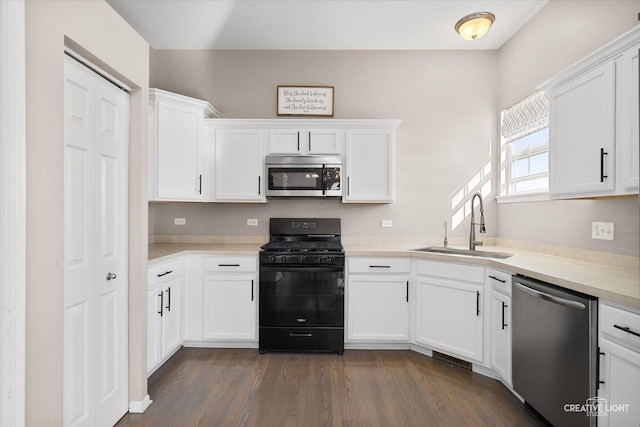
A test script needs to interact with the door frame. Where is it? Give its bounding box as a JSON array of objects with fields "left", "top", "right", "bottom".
[{"left": 0, "top": 1, "right": 26, "bottom": 425}]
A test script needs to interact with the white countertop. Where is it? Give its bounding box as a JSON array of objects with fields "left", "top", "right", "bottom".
[{"left": 148, "top": 242, "right": 640, "bottom": 309}]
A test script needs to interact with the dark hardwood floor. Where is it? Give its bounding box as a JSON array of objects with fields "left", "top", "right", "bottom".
[{"left": 117, "top": 348, "right": 545, "bottom": 427}]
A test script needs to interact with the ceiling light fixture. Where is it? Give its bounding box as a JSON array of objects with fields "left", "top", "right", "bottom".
[{"left": 455, "top": 12, "right": 495, "bottom": 41}]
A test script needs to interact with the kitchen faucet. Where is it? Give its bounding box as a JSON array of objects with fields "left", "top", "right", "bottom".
[{"left": 469, "top": 192, "right": 486, "bottom": 251}]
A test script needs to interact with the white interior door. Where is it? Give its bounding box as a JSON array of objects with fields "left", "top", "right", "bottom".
[{"left": 64, "top": 55, "right": 129, "bottom": 427}]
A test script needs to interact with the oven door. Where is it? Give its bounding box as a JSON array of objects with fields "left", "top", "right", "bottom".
[
  {"left": 259, "top": 265, "right": 344, "bottom": 327},
  {"left": 266, "top": 165, "right": 325, "bottom": 197}
]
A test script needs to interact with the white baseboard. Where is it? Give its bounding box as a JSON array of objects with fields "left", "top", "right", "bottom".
[{"left": 129, "top": 394, "right": 153, "bottom": 414}]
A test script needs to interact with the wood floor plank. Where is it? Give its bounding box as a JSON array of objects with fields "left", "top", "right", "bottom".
[{"left": 117, "top": 348, "right": 545, "bottom": 427}]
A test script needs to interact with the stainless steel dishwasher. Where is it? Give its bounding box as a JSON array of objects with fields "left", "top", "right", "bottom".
[{"left": 512, "top": 275, "right": 598, "bottom": 427}]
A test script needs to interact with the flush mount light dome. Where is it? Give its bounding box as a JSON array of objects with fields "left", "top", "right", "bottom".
[{"left": 455, "top": 12, "right": 495, "bottom": 40}]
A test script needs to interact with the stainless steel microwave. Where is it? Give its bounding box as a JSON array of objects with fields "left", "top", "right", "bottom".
[{"left": 265, "top": 155, "right": 342, "bottom": 198}]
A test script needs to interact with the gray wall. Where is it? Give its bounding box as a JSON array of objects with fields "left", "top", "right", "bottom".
[
  {"left": 150, "top": 50, "right": 499, "bottom": 240},
  {"left": 150, "top": 0, "right": 640, "bottom": 257},
  {"left": 496, "top": 0, "right": 640, "bottom": 256}
]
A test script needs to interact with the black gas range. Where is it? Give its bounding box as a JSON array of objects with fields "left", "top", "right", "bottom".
[{"left": 259, "top": 218, "right": 345, "bottom": 354}]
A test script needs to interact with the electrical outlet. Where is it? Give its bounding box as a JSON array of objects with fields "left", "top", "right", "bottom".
[
  {"left": 174, "top": 218, "right": 186, "bottom": 225},
  {"left": 592, "top": 222, "right": 614, "bottom": 240},
  {"left": 381, "top": 220, "right": 393, "bottom": 228},
  {"left": 247, "top": 219, "right": 258, "bottom": 226}
]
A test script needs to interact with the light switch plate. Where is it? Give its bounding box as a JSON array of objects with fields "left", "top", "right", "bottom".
[
  {"left": 247, "top": 219, "right": 258, "bottom": 226},
  {"left": 174, "top": 218, "right": 186, "bottom": 225},
  {"left": 592, "top": 222, "right": 614, "bottom": 240},
  {"left": 381, "top": 220, "right": 393, "bottom": 228}
]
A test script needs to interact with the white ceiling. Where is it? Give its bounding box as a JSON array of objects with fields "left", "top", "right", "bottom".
[{"left": 106, "top": 0, "right": 548, "bottom": 50}]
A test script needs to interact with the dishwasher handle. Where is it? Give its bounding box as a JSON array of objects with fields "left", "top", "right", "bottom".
[{"left": 514, "top": 282, "right": 586, "bottom": 310}]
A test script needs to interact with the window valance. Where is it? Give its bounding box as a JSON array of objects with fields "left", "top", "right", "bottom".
[{"left": 501, "top": 91, "right": 549, "bottom": 143}]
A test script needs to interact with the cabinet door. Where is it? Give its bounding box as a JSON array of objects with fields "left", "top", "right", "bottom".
[
  {"left": 549, "top": 61, "right": 616, "bottom": 197},
  {"left": 308, "top": 129, "right": 341, "bottom": 154},
  {"left": 147, "top": 284, "right": 162, "bottom": 374},
  {"left": 347, "top": 276, "right": 409, "bottom": 342},
  {"left": 214, "top": 129, "right": 265, "bottom": 202},
  {"left": 490, "top": 290, "right": 511, "bottom": 385},
  {"left": 155, "top": 100, "right": 204, "bottom": 201},
  {"left": 620, "top": 44, "right": 640, "bottom": 191},
  {"left": 598, "top": 337, "right": 640, "bottom": 426},
  {"left": 160, "top": 277, "right": 181, "bottom": 359},
  {"left": 267, "top": 129, "right": 303, "bottom": 154},
  {"left": 344, "top": 130, "right": 394, "bottom": 202},
  {"left": 415, "top": 276, "right": 483, "bottom": 363},
  {"left": 203, "top": 274, "right": 257, "bottom": 340}
]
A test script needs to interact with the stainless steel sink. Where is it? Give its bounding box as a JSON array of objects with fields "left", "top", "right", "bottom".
[{"left": 412, "top": 246, "right": 513, "bottom": 259}]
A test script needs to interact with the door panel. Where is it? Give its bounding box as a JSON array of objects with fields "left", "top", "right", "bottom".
[{"left": 64, "top": 55, "right": 129, "bottom": 427}]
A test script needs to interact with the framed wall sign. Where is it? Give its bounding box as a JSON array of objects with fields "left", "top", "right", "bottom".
[{"left": 277, "top": 86, "right": 334, "bottom": 117}]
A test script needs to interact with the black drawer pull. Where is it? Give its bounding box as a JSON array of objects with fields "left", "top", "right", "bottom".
[
  {"left": 157, "top": 270, "right": 172, "bottom": 277},
  {"left": 158, "top": 292, "right": 163, "bottom": 317},
  {"left": 489, "top": 275, "right": 506, "bottom": 283},
  {"left": 369, "top": 265, "right": 391, "bottom": 268},
  {"left": 218, "top": 264, "right": 240, "bottom": 267},
  {"left": 290, "top": 332, "right": 313, "bottom": 338},
  {"left": 476, "top": 291, "right": 480, "bottom": 316},
  {"left": 613, "top": 324, "right": 640, "bottom": 338}
]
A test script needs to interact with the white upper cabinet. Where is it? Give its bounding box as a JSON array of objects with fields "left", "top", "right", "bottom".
[
  {"left": 268, "top": 129, "right": 341, "bottom": 155},
  {"left": 620, "top": 42, "right": 640, "bottom": 190},
  {"left": 344, "top": 129, "right": 396, "bottom": 203},
  {"left": 541, "top": 27, "right": 640, "bottom": 198},
  {"left": 149, "top": 89, "right": 220, "bottom": 201},
  {"left": 547, "top": 61, "right": 616, "bottom": 196},
  {"left": 213, "top": 127, "right": 266, "bottom": 202}
]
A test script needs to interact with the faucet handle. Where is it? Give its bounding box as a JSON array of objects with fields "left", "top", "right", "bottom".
[{"left": 474, "top": 241, "right": 484, "bottom": 247}]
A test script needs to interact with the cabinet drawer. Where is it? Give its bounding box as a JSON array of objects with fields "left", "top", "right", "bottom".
[
  {"left": 417, "top": 259, "right": 484, "bottom": 284},
  {"left": 486, "top": 269, "right": 512, "bottom": 295},
  {"left": 600, "top": 303, "right": 640, "bottom": 352},
  {"left": 148, "top": 257, "right": 183, "bottom": 287},
  {"left": 348, "top": 258, "right": 411, "bottom": 274},
  {"left": 204, "top": 256, "right": 257, "bottom": 273}
]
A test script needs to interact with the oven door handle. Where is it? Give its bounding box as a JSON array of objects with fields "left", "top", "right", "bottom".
[{"left": 260, "top": 265, "right": 344, "bottom": 273}]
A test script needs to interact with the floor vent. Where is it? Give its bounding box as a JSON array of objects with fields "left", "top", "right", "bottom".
[{"left": 432, "top": 351, "right": 472, "bottom": 370}]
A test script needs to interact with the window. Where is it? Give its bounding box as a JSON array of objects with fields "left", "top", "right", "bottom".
[{"left": 499, "top": 91, "right": 549, "bottom": 198}]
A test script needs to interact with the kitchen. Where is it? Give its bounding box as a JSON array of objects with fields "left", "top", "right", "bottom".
[{"left": 2, "top": 0, "right": 639, "bottom": 426}]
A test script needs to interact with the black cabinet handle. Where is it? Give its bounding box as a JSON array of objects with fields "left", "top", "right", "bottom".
[
  {"left": 369, "top": 265, "right": 391, "bottom": 268},
  {"left": 258, "top": 176, "right": 261, "bottom": 195},
  {"left": 489, "top": 275, "right": 506, "bottom": 283},
  {"left": 597, "top": 348, "right": 605, "bottom": 389},
  {"left": 290, "top": 332, "right": 313, "bottom": 337},
  {"left": 347, "top": 177, "right": 350, "bottom": 196},
  {"left": 308, "top": 131, "right": 311, "bottom": 152},
  {"left": 406, "top": 281, "right": 409, "bottom": 302},
  {"left": 218, "top": 264, "right": 240, "bottom": 267},
  {"left": 600, "top": 148, "right": 608, "bottom": 182},
  {"left": 165, "top": 287, "right": 171, "bottom": 312},
  {"left": 613, "top": 324, "right": 640, "bottom": 338},
  {"left": 251, "top": 279, "right": 254, "bottom": 301},
  {"left": 297, "top": 131, "right": 300, "bottom": 151},
  {"left": 501, "top": 302, "right": 507, "bottom": 329},
  {"left": 157, "top": 270, "right": 173, "bottom": 277},
  {"left": 198, "top": 174, "right": 202, "bottom": 194},
  {"left": 476, "top": 291, "right": 480, "bottom": 316},
  {"left": 158, "top": 292, "right": 163, "bottom": 317}
]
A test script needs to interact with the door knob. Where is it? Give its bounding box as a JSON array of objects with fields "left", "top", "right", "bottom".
[{"left": 106, "top": 272, "right": 117, "bottom": 281}]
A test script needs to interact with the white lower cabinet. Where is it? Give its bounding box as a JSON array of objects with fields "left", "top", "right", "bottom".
[
  {"left": 347, "top": 258, "right": 410, "bottom": 343},
  {"left": 147, "top": 257, "right": 183, "bottom": 375},
  {"left": 203, "top": 274, "right": 257, "bottom": 340},
  {"left": 597, "top": 302, "right": 640, "bottom": 426},
  {"left": 487, "top": 269, "right": 512, "bottom": 386},
  {"left": 200, "top": 256, "right": 258, "bottom": 342},
  {"left": 415, "top": 260, "right": 484, "bottom": 364}
]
